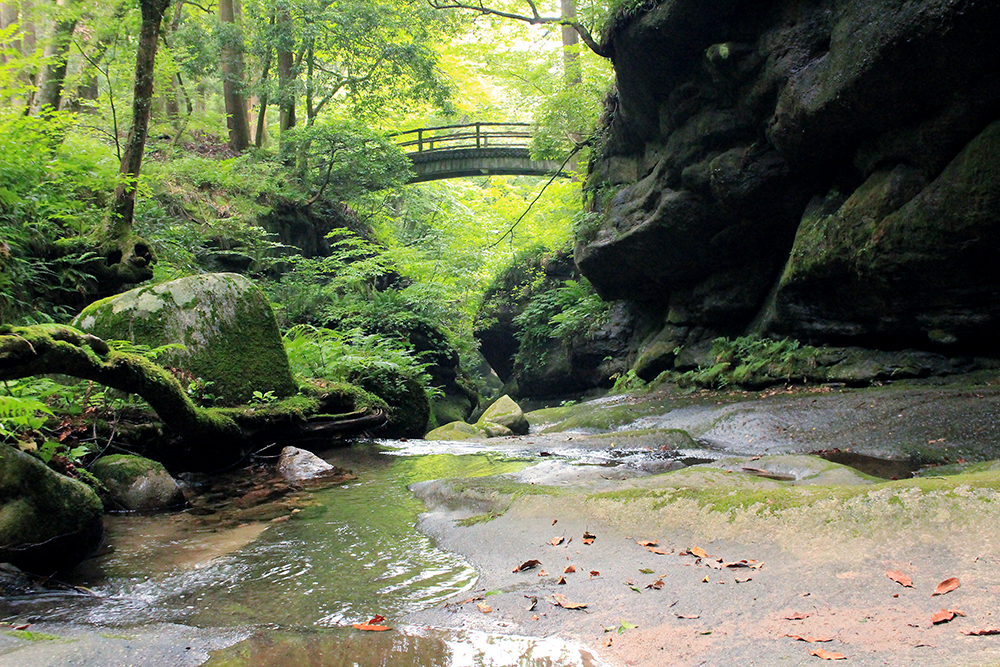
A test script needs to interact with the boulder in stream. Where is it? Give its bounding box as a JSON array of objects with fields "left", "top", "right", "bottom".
[
  {"left": 477, "top": 395, "right": 529, "bottom": 435},
  {"left": 0, "top": 446, "right": 104, "bottom": 572},
  {"left": 278, "top": 446, "right": 354, "bottom": 484},
  {"left": 90, "top": 454, "right": 185, "bottom": 512}
]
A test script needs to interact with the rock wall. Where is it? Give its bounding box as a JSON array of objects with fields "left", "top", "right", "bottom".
[{"left": 581, "top": 0, "right": 1000, "bottom": 366}]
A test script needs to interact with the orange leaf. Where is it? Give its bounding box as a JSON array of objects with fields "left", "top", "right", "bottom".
[
  {"left": 547, "top": 593, "right": 588, "bottom": 609},
  {"left": 933, "top": 577, "right": 960, "bottom": 596},
  {"left": 886, "top": 570, "right": 913, "bottom": 588},
  {"left": 564, "top": 565, "right": 576, "bottom": 573},
  {"left": 675, "top": 613, "right": 700, "bottom": 619},
  {"left": 549, "top": 535, "right": 565, "bottom": 546},
  {"left": 809, "top": 648, "right": 846, "bottom": 660},
  {"left": 352, "top": 623, "right": 390, "bottom": 631},
  {"left": 931, "top": 609, "right": 965, "bottom": 624},
  {"left": 589, "top": 570, "right": 600, "bottom": 578},
  {"left": 690, "top": 546, "right": 709, "bottom": 559},
  {"left": 962, "top": 628, "right": 1000, "bottom": 636},
  {"left": 513, "top": 559, "right": 541, "bottom": 573},
  {"left": 646, "top": 579, "right": 664, "bottom": 590},
  {"left": 637, "top": 540, "right": 658, "bottom": 547},
  {"left": 784, "top": 612, "right": 810, "bottom": 620},
  {"left": 701, "top": 576, "right": 710, "bottom": 583},
  {"left": 582, "top": 532, "right": 596, "bottom": 545},
  {"left": 557, "top": 576, "right": 567, "bottom": 585},
  {"left": 646, "top": 546, "right": 669, "bottom": 555},
  {"left": 538, "top": 570, "right": 548, "bottom": 577},
  {"left": 477, "top": 603, "right": 492, "bottom": 614},
  {"left": 786, "top": 634, "right": 834, "bottom": 643}
]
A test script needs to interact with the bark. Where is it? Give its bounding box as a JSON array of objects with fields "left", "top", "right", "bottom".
[
  {"left": 106, "top": 0, "right": 169, "bottom": 284},
  {"left": 276, "top": 6, "right": 294, "bottom": 132},
  {"left": 560, "top": 0, "right": 581, "bottom": 86},
  {"left": 219, "top": 0, "right": 250, "bottom": 152},
  {"left": 32, "top": 0, "right": 78, "bottom": 114}
]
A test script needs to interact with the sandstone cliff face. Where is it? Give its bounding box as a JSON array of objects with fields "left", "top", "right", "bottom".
[{"left": 581, "top": 0, "right": 1000, "bottom": 365}]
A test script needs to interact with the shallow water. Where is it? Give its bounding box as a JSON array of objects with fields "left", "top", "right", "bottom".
[{"left": 0, "top": 442, "right": 607, "bottom": 666}]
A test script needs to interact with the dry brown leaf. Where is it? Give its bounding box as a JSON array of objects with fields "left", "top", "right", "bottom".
[
  {"left": 602, "top": 636, "right": 613, "bottom": 647},
  {"left": 646, "top": 579, "right": 665, "bottom": 590},
  {"left": 931, "top": 609, "right": 965, "bottom": 624},
  {"left": 690, "top": 546, "right": 710, "bottom": 559},
  {"left": 962, "top": 628, "right": 1000, "bottom": 636},
  {"left": 525, "top": 596, "right": 537, "bottom": 611},
  {"left": 637, "top": 539, "right": 658, "bottom": 547},
  {"left": 675, "top": 613, "right": 700, "bottom": 619},
  {"left": 809, "top": 648, "right": 846, "bottom": 660},
  {"left": 557, "top": 576, "right": 567, "bottom": 585},
  {"left": 646, "top": 546, "right": 669, "bottom": 555},
  {"left": 933, "top": 577, "right": 960, "bottom": 596},
  {"left": 784, "top": 612, "right": 811, "bottom": 620},
  {"left": 538, "top": 570, "right": 548, "bottom": 577},
  {"left": 564, "top": 565, "right": 576, "bottom": 573},
  {"left": 549, "top": 535, "right": 565, "bottom": 546},
  {"left": 583, "top": 531, "right": 596, "bottom": 545},
  {"left": 701, "top": 576, "right": 710, "bottom": 583},
  {"left": 786, "top": 634, "right": 834, "bottom": 643},
  {"left": 477, "top": 603, "right": 492, "bottom": 614},
  {"left": 886, "top": 570, "right": 914, "bottom": 588},
  {"left": 547, "top": 593, "right": 588, "bottom": 610},
  {"left": 590, "top": 570, "right": 600, "bottom": 578},
  {"left": 552, "top": 519, "right": 558, "bottom": 525},
  {"left": 735, "top": 577, "right": 753, "bottom": 584},
  {"left": 513, "top": 559, "right": 541, "bottom": 573}
]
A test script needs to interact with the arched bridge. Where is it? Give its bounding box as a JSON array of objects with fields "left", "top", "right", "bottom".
[{"left": 393, "top": 122, "right": 568, "bottom": 183}]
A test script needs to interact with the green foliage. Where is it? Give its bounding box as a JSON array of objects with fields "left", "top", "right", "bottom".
[
  {"left": 0, "top": 395, "right": 52, "bottom": 440},
  {"left": 513, "top": 277, "right": 609, "bottom": 371},
  {"left": 680, "top": 335, "right": 822, "bottom": 389}
]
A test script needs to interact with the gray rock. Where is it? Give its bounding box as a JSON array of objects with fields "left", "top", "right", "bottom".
[
  {"left": 91, "top": 454, "right": 184, "bottom": 512},
  {"left": 73, "top": 273, "right": 296, "bottom": 405},
  {"left": 277, "top": 446, "right": 343, "bottom": 482},
  {"left": 477, "top": 395, "right": 529, "bottom": 435},
  {"left": 0, "top": 447, "right": 104, "bottom": 572}
]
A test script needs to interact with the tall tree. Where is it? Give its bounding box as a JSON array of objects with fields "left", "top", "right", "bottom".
[
  {"left": 106, "top": 0, "right": 170, "bottom": 282},
  {"left": 219, "top": 0, "right": 250, "bottom": 151},
  {"left": 32, "top": 0, "right": 78, "bottom": 114}
]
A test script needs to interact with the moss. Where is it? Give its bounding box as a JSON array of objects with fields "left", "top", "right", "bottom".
[
  {"left": 4, "top": 630, "right": 62, "bottom": 641},
  {"left": 456, "top": 511, "right": 505, "bottom": 526},
  {"left": 90, "top": 454, "right": 165, "bottom": 487}
]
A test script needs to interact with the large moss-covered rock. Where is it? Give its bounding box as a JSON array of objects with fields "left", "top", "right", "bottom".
[
  {"left": 477, "top": 395, "right": 529, "bottom": 436},
  {"left": 0, "top": 447, "right": 104, "bottom": 572},
  {"left": 73, "top": 273, "right": 296, "bottom": 405},
  {"left": 90, "top": 454, "right": 184, "bottom": 512},
  {"left": 581, "top": 0, "right": 1000, "bottom": 359}
]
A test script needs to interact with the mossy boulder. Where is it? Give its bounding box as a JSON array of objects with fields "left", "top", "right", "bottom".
[
  {"left": 350, "top": 368, "right": 429, "bottom": 438},
  {"left": 73, "top": 273, "right": 296, "bottom": 405},
  {"left": 476, "top": 395, "right": 529, "bottom": 435},
  {"left": 0, "top": 447, "right": 104, "bottom": 572},
  {"left": 424, "top": 421, "right": 485, "bottom": 441},
  {"left": 90, "top": 454, "right": 184, "bottom": 512}
]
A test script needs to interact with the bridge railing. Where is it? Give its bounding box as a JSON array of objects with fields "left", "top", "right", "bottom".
[{"left": 391, "top": 122, "right": 532, "bottom": 154}]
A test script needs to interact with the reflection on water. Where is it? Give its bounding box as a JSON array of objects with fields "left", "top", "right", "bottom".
[{"left": 203, "top": 626, "right": 605, "bottom": 667}]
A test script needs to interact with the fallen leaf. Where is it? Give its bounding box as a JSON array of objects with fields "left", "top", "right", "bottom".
[
  {"left": 690, "top": 546, "right": 710, "bottom": 559},
  {"left": 525, "top": 596, "right": 537, "bottom": 611},
  {"left": 646, "top": 579, "right": 665, "bottom": 590},
  {"left": 702, "top": 576, "right": 710, "bottom": 583},
  {"left": 931, "top": 609, "right": 965, "bottom": 624},
  {"left": 477, "top": 603, "right": 492, "bottom": 614},
  {"left": 809, "top": 648, "right": 846, "bottom": 660},
  {"left": 637, "top": 540, "right": 658, "bottom": 547},
  {"left": 723, "top": 560, "right": 754, "bottom": 569},
  {"left": 513, "top": 559, "right": 541, "bottom": 573},
  {"left": 886, "top": 570, "right": 914, "bottom": 588},
  {"left": 735, "top": 577, "right": 753, "bottom": 584},
  {"left": 786, "top": 634, "right": 834, "bottom": 643},
  {"left": 538, "top": 570, "right": 548, "bottom": 577},
  {"left": 557, "top": 576, "right": 566, "bottom": 585},
  {"left": 352, "top": 615, "right": 390, "bottom": 631},
  {"left": 590, "top": 570, "right": 600, "bottom": 578},
  {"left": 646, "top": 546, "right": 670, "bottom": 555},
  {"left": 552, "top": 519, "right": 558, "bottom": 525},
  {"left": 675, "top": 613, "right": 700, "bottom": 619},
  {"left": 639, "top": 568, "right": 654, "bottom": 574},
  {"left": 546, "top": 593, "right": 588, "bottom": 610},
  {"left": 933, "top": 577, "right": 960, "bottom": 596},
  {"left": 603, "top": 637, "right": 613, "bottom": 647},
  {"left": 784, "top": 612, "right": 811, "bottom": 620},
  {"left": 13, "top": 624, "right": 30, "bottom": 631},
  {"left": 550, "top": 536, "right": 565, "bottom": 546},
  {"left": 583, "top": 531, "right": 596, "bottom": 545},
  {"left": 962, "top": 628, "right": 1000, "bottom": 636},
  {"left": 565, "top": 565, "right": 576, "bottom": 573}
]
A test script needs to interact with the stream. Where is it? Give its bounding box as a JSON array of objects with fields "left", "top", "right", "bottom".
[{"left": 2, "top": 440, "right": 677, "bottom": 667}]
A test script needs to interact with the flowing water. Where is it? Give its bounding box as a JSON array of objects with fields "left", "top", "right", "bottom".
[{"left": 0, "top": 442, "right": 610, "bottom": 666}]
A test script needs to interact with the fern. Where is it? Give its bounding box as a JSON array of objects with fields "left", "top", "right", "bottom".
[{"left": 0, "top": 394, "right": 52, "bottom": 437}]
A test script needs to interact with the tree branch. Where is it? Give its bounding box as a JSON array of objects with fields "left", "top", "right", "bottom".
[{"left": 428, "top": 0, "right": 610, "bottom": 58}]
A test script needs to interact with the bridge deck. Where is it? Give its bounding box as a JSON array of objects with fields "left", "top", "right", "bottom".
[{"left": 392, "top": 123, "right": 567, "bottom": 183}]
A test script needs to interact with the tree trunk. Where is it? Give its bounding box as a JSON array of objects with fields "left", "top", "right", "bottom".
[
  {"left": 219, "top": 0, "right": 250, "bottom": 152},
  {"left": 33, "top": 0, "right": 79, "bottom": 115},
  {"left": 106, "top": 0, "right": 169, "bottom": 282},
  {"left": 276, "top": 6, "right": 295, "bottom": 132},
  {"left": 560, "top": 0, "right": 581, "bottom": 87}
]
